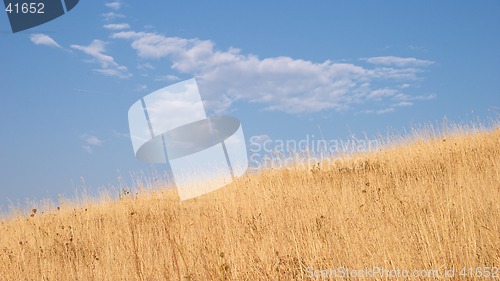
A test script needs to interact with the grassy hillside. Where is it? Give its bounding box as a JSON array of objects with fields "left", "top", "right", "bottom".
[{"left": 1, "top": 126, "right": 499, "bottom": 280}]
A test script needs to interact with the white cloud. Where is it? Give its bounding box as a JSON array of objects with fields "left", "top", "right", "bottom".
[
  {"left": 81, "top": 135, "right": 102, "bottom": 146},
  {"left": 111, "top": 31, "right": 201, "bottom": 59},
  {"left": 367, "top": 88, "right": 399, "bottom": 101},
  {"left": 376, "top": 108, "right": 395, "bottom": 114},
  {"left": 82, "top": 146, "right": 94, "bottom": 154},
  {"left": 412, "top": 93, "right": 436, "bottom": 100},
  {"left": 359, "top": 108, "right": 395, "bottom": 115},
  {"left": 155, "top": 74, "right": 180, "bottom": 82},
  {"left": 111, "top": 31, "right": 435, "bottom": 114},
  {"left": 136, "top": 84, "right": 148, "bottom": 91},
  {"left": 102, "top": 12, "right": 124, "bottom": 20},
  {"left": 80, "top": 134, "right": 103, "bottom": 153},
  {"left": 105, "top": 2, "right": 121, "bottom": 10},
  {"left": 395, "top": 101, "right": 414, "bottom": 107},
  {"left": 408, "top": 45, "right": 427, "bottom": 51},
  {"left": 137, "top": 63, "right": 155, "bottom": 70},
  {"left": 103, "top": 23, "right": 130, "bottom": 30},
  {"left": 166, "top": 75, "right": 180, "bottom": 81},
  {"left": 94, "top": 68, "right": 130, "bottom": 78},
  {"left": 362, "top": 56, "right": 434, "bottom": 67},
  {"left": 112, "top": 130, "right": 130, "bottom": 139},
  {"left": 369, "top": 67, "right": 423, "bottom": 80},
  {"left": 71, "top": 40, "right": 131, "bottom": 78},
  {"left": 30, "top": 34, "right": 61, "bottom": 48}
]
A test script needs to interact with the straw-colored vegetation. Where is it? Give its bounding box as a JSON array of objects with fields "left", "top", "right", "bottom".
[{"left": 1, "top": 125, "right": 499, "bottom": 280}]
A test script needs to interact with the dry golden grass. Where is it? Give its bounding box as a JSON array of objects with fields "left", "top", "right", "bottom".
[{"left": 0, "top": 125, "right": 499, "bottom": 280}]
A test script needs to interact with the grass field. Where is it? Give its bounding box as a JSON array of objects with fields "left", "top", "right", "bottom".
[{"left": 1, "top": 124, "right": 499, "bottom": 280}]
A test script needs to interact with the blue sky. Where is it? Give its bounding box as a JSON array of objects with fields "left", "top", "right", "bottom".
[{"left": 0, "top": 0, "right": 499, "bottom": 211}]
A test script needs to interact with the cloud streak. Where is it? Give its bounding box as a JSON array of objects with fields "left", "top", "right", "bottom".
[
  {"left": 102, "top": 12, "right": 124, "bottom": 20},
  {"left": 112, "top": 30, "right": 435, "bottom": 114},
  {"left": 80, "top": 134, "right": 103, "bottom": 154},
  {"left": 105, "top": 2, "right": 121, "bottom": 10},
  {"left": 30, "top": 34, "right": 61, "bottom": 48},
  {"left": 362, "top": 56, "right": 434, "bottom": 67},
  {"left": 71, "top": 40, "right": 131, "bottom": 78},
  {"left": 103, "top": 23, "right": 130, "bottom": 30}
]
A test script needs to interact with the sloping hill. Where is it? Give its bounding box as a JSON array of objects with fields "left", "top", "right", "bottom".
[{"left": 1, "top": 128, "right": 499, "bottom": 280}]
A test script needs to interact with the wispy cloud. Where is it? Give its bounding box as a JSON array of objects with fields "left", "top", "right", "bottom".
[
  {"left": 30, "top": 34, "right": 61, "bottom": 48},
  {"left": 366, "top": 88, "right": 399, "bottom": 101},
  {"left": 112, "top": 130, "right": 130, "bottom": 139},
  {"left": 137, "top": 63, "right": 155, "bottom": 70},
  {"left": 103, "top": 23, "right": 130, "bottom": 30},
  {"left": 359, "top": 107, "right": 396, "bottom": 115},
  {"left": 102, "top": 12, "right": 124, "bottom": 20},
  {"left": 112, "top": 30, "right": 435, "bottom": 114},
  {"left": 135, "top": 84, "right": 148, "bottom": 91},
  {"left": 362, "top": 56, "right": 434, "bottom": 67},
  {"left": 154, "top": 74, "right": 180, "bottom": 82},
  {"left": 71, "top": 40, "right": 131, "bottom": 78},
  {"left": 395, "top": 101, "right": 413, "bottom": 107},
  {"left": 105, "top": 1, "right": 121, "bottom": 10},
  {"left": 80, "top": 134, "right": 103, "bottom": 154},
  {"left": 407, "top": 45, "right": 428, "bottom": 52}
]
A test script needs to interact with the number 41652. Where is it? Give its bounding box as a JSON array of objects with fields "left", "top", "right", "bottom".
[{"left": 5, "top": 3, "right": 45, "bottom": 14}]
